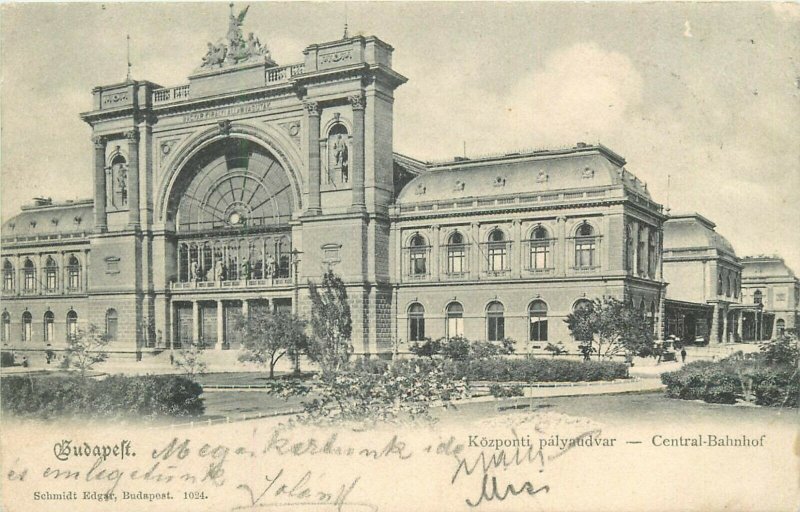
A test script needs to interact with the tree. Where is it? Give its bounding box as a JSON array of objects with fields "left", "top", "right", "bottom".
[
  {"left": 60, "top": 323, "right": 109, "bottom": 377},
  {"left": 544, "top": 342, "right": 568, "bottom": 358},
  {"left": 172, "top": 340, "right": 208, "bottom": 378},
  {"left": 238, "top": 310, "right": 309, "bottom": 379},
  {"left": 564, "top": 297, "right": 654, "bottom": 360},
  {"left": 307, "top": 271, "right": 353, "bottom": 376},
  {"left": 759, "top": 329, "right": 799, "bottom": 367}
]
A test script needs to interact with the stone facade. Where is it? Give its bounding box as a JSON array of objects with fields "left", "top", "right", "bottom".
[
  {"left": 741, "top": 256, "right": 800, "bottom": 337},
  {"left": 1, "top": 13, "right": 671, "bottom": 360}
]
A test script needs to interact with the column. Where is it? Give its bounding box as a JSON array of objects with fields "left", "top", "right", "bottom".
[
  {"left": 126, "top": 129, "right": 140, "bottom": 228},
  {"left": 512, "top": 220, "right": 522, "bottom": 278},
  {"left": 470, "top": 222, "right": 481, "bottom": 277},
  {"left": 431, "top": 225, "right": 440, "bottom": 281},
  {"left": 556, "top": 216, "right": 567, "bottom": 276},
  {"left": 93, "top": 136, "right": 107, "bottom": 232},
  {"left": 192, "top": 301, "right": 200, "bottom": 345},
  {"left": 305, "top": 101, "right": 321, "bottom": 215},
  {"left": 216, "top": 300, "right": 225, "bottom": 350},
  {"left": 60, "top": 251, "right": 66, "bottom": 294},
  {"left": 737, "top": 312, "right": 744, "bottom": 342},
  {"left": 349, "top": 94, "right": 366, "bottom": 211},
  {"left": 721, "top": 307, "right": 729, "bottom": 343},
  {"left": 82, "top": 250, "right": 89, "bottom": 292},
  {"left": 709, "top": 304, "right": 720, "bottom": 343}
]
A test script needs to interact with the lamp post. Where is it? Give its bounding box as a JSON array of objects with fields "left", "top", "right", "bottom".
[{"left": 291, "top": 248, "right": 303, "bottom": 374}]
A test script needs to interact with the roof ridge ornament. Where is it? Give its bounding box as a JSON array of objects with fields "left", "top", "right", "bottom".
[{"left": 198, "top": 3, "right": 275, "bottom": 71}]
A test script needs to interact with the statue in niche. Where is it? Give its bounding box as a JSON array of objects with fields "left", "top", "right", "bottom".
[
  {"left": 265, "top": 254, "right": 276, "bottom": 277},
  {"left": 108, "top": 155, "right": 128, "bottom": 208},
  {"left": 333, "top": 134, "right": 349, "bottom": 182},
  {"left": 214, "top": 260, "right": 224, "bottom": 282},
  {"left": 190, "top": 261, "right": 199, "bottom": 282}
]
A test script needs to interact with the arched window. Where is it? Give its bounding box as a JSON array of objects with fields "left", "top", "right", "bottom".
[
  {"left": 637, "top": 226, "right": 647, "bottom": 275},
  {"left": 21, "top": 311, "right": 32, "bottom": 342},
  {"left": 572, "top": 299, "right": 594, "bottom": 342},
  {"left": 408, "top": 303, "right": 425, "bottom": 342},
  {"left": 446, "top": 231, "right": 467, "bottom": 274},
  {"left": 486, "top": 301, "right": 505, "bottom": 341},
  {"left": 67, "top": 255, "right": 81, "bottom": 290},
  {"left": 529, "top": 300, "right": 548, "bottom": 343},
  {"left": 733, "top": 275, "right": 739, "bottom": 298},
  {"left": 1, "top": 312, "right": 10, "bottom": 343},
  {"left": 2, "top": 259, "right": 13, "bottom": 292},
  {"left": 726, "top": 274, "right": 732, "bottom": 298},
  {"left": 408, "top": 234, "right": 428, "bottom": 277},
  {"left": 445, "top": 302, "right": 464, "bottom": 339},
  {"left": 753, "top": 290, "right": 763, "bottom": 305},
  {"left": 22, "top": 259, "right": 36, "bottom": 292},
  {"left": 717, "top": 273, "right": 724, "bottom": 295},
  {"left": 575, "top": 223, "right": 596, "bottom": 268},
  {"left": 776, "top": 319, "right": 786, "bottom": 336},
  {"left": 106, "top": 309, "right": 118, "bottom": 341},
  {"left": 44, "top": 256, "right": 58, "bottom": 292},
  {"left": 487, "top": 229, "right": 508, "bottom": 273},
  {"left": 43, "top": 311, "right": 54, "bottom": 343},
  {"left": 66, "top": 310, "right": 78, "bottom": 340},
  {"left": 625, "top": 225, "right": 634, "bottom": 272},
  {"left": 529, "top": 227, "right": 551, "bottom": 270}
]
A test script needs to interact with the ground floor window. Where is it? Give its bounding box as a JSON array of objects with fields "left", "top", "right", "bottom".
[
  {"left": 44, "top": 311, "right": 54, "bottom": 343},
  {"left": 66, "top": 311, "right": 78, "bottom": 340},
  {"left": 106, "top": 309, "right": 118, "bottom": 341},
  {"left": 1, "top": 313, "right": 10, "bottom": 342},
  {"left": 486, "top": 301, "right": 504, "bottom": 341},
  {"left": 22, "top": 312, "right": 31, "bottom": 341},
  {"left": 408, "top": 303, "right": 425, "bottom": 341},
  {"left": 529, "top": 300, "right": 548, "bottom": 343},
  {"left": 446, "top": 302, "right": 464, "bottom": 339},
  {"left": 776, "top": 318, "right": 786, "bottom": 336}
]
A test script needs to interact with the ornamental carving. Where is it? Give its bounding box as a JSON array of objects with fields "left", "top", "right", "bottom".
[
  {"left": 493, "top": 176, "right": 506, "bottom": 187},
  {"left": 92, "top": 136, "right": 106, "bottom": 148},
  {"left": 304, "top": 101, "right": 320, "bottom": 116},
  {"left": 582, "top": 167, "right": 595, "bottom": 179},
  {"left": 415, "top": 183, "right": 426, "bottom": 195},
  {"left": 198, "top": 4, "right": 274, "bottom": 70},
  {"left": 218, "top": 119, "right": 232, "bottom": 136},
  {"left": 125, "top": 129, "right": 140, "bottom": 142},
  {"left": 349, "top": 95, "right": 366, "bottom": 111},
  {"left": 536, "top": 170, "right": 549, "bottom": 183},
  {"left": 454, "top": 180, "right": 465, "bottom": 192}
]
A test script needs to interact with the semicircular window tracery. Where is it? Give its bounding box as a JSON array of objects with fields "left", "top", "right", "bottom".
[{"left": 173, "top": 139, "right": 294, "bottom": 233}]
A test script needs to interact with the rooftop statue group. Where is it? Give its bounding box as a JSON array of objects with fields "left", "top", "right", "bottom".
[{"left": 200, "top": 4, "right": 272, "bottom": 69}]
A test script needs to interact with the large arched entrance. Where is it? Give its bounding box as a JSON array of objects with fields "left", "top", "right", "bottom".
[{"left": 166, "top": 137, "right": 298, "bottom": 349}]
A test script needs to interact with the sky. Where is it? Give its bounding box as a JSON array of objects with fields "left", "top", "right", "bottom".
[{"left": 1, "top": 2, "right": 798, "bottom": 270}]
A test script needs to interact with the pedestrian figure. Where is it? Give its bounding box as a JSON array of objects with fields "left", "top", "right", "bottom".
[{"left": 680, "top": 348, "right": 687, "bottom": 363}]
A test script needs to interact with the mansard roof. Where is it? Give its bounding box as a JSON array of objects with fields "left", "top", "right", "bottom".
[
  {"left": 394, "top": 143, "right": 653, "bottom": 205},
  {"left": 741, "top": 255, "right": 797, "bottom": 280},
  {"left": 1, "top": 199, "right": 94, "bottom": 239},
  {"left": 663, "top": 212, "right": 738, "bottom": 259}
]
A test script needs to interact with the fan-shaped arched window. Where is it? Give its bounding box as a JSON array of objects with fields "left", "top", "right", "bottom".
[
  {"left": 446, "top": 302, "right": 464, "bottom": 339},
  {"left": 753, "top": 290, "right": 763, "bottom": 305},
  {"left": 575, "top": 223, "right": 596, "bottom": 268},
  {"left": 408, "top": 234, "right": 428, "bottom": 277},
  {"left": 66, "top": 310, "right": 78, "bottom": 340},
  {"left": 106, "top": 309, "right": 118, "bottom": 341},
  {"left": 447, "top": 231, "right": 467, "bottom": 274},
  {"left": 486, "top": 301, "right": 505, "bottom": 341},
  {"left": 44, "top": 256, "right": 58, "bottom": 292},
  {"left": 22, "top": 259, "right": 36, "bottom": 292},
  {"left": 67, "top": 255, "right": 81, "bottom": 290},
  {"left": 21, "top": 311, "right": 32, "bottom": 342},
  {"left": 529, "top": 227, "right": 551, "bottom": 270},
  {"left": 1, "top": 312, "right": 10, "bottom": 343},
  {"left": 487, "top": 229, "right": 508, "bottom": 273},
  {"left": 43, "top": 311, "right": 54, "bottom": 343},
  {"left": 2, "top": 259, "right": 14, "bottom": 292},
  {"left": 529, "top": 300, "right": 548, "bottom": 343},
  {"left": 408, "top": 303, "right": 425, "bottom": 342}
]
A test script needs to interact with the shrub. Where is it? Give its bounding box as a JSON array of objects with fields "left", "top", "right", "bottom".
[
  {"left": 489, "top": 384, "right": 524, "bottom": 398},
  {"left": 409, "top": 337, "right": 516, "bottom": 361},
  {"left": 661, "top": 359, "right": 799, "bottom": 407},
  {"left": 445, "top": 358, "right": 628, "bottom": 383},
  {"left": 0, "top": 374, "right": 204, "bottom": 420}
]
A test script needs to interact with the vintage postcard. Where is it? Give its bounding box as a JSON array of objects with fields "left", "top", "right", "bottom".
[{"left": 1, "top": 2, "right": 798, "bottom": 511}]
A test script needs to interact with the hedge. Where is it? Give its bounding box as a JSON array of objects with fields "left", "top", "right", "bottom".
[
  {"left": 1, "top": 374, "right": 204, "bottom": 420},
  {"left": 661, "top": 360, "right": 799, "bottom": 407},
  {"left": 446, "top": 358, "right": 629, "bottom": 382}
]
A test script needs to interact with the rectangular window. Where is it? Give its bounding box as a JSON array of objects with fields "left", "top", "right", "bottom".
[
  {"left": 22, "top": 322, "right": 31, "bottom": 342},
  {"left": 24, "top": 271, "right": 35, "bottom": 291},
  {"left": 3, "top": 272, "right": 12, "bottom": 291},
  {"left": 410, "top": 251, "right": 427, "bottom": 275},
  {"left": 46, "top": 270, "right": 57, "bottom": 291},
  {"left": 447, "top": 247, "right": 465, "bottom": 273},
  {"left": 447, "top": 317, "right": 464, "bottom": 338},
  {"left": 488, "top": 315, "right": 504, "bottom": 341},
  {"left": 575, "top": 241, "right": 595, "bottom": 268},
  {"left": 68, "top": 267, "right": 80, "bottom": 289},
  {"left": 488, "top": 247, "right": 507, "bottom": 272},
  {"left": 530, "top": 244, "right": 549, "bottom": 269},
  {"left": 45, "top": 321, "right": 54, "bottom": 343},
  {"left": 409, "top": 317, "right": 425, "bottom": 341},
  {"left": 530, "top": 318, "right": 548, "bottom": 341}
]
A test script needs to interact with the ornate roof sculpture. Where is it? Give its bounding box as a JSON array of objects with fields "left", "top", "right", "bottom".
[{"left": 198, "top": 3, "right": 276, "bottom": 71}]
